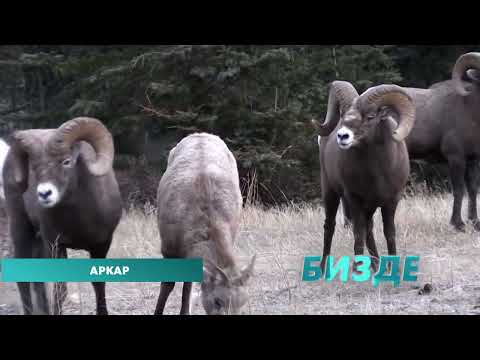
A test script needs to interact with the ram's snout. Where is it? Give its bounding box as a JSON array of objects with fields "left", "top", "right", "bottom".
[
  {"left": 37, "top": 182, "right": 60, "bottom": 208},
  {"left": 336, "top": 127, "right": 354, "bottom": 149}
]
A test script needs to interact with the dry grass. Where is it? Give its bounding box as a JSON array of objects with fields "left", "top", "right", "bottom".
[{"left": 2, "top": 192, "right": 480, "bottom": 315}]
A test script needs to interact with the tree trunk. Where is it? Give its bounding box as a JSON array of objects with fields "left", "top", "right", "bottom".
[
  {"left": 9, "top": 86, "right": 16, "bottom": 112},
  {"left": 38, "top": 70, "right": 45, "bottom": 112},
  {"left": 332, "top": 46, "right": 339, "bottom": 78}
]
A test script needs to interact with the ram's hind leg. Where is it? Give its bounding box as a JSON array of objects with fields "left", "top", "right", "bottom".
[
  {"left": 154, "top": 282, "right": 176, "bottom": 315},
  {"left": 53, "top": 245, "right": 68, "bottom": 315},
  {"left": 465, "top": 159, "right": 480, "bottom": 231},
  {"left": 320, "top": 190, "right": 340, "bottom": 273},
  {"left": 40, "top": 228, "right": 67, "bottom": 315},
  {"left": 380, "top": 198, "right": 401, "bottom": 275},
  {"left": 445, "top": 151, "right": 467, "bottom": 232},
  {"left": 381, "top": 200, "right": 399, "bottom": 257},
  {"left": 31, "top": 236, "right": 50, "bottom": 315},
  {"left": 347, "top": 196, "right": 367, "bottom": 275},
  {"left": 342, "top": 199, "right": 352, "bottom": 228},
  {"left": 365, "top": 210, "right": 379, "bottom": 273},
  {"left": 180, "top": 282, "right": 193, "bottom": 315},
  {"left": 89, "top": 244, "right": 110, "bottom": 315}
]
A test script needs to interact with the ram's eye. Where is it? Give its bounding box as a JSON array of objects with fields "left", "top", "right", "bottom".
[
  {"left": 367, "top": 113, "right": 376, "bottom": 120},
  {"left": 62, "top": 158, "right": 72, "bottom": 167}
]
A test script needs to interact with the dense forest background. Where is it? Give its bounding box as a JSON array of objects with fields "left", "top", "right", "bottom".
[{"left": 0, "top": 45, "right": 478, "bottom": 207}]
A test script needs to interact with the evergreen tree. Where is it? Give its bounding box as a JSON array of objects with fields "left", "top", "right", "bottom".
[{"left": 0, "top": 45, "right": 477, "bottom": 205}]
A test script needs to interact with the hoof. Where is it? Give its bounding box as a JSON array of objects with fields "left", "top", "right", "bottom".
[
  {"left": 352, "top": 261, "right": 363, "bottom": 275},
  {"left": 451, "top": 220, "right": 466, "bottom": 233},
  {"left": 96, "top": 308, "right": 109, "bottom": 316},
  {"left": 418, "top": 283, "right": 433, "bottom": 295},
  {"left": 471, "top": 220, "right": 480, "bottom": 232},
  {"left": 320, "top": 260, "right": 327, "bottom": 276}
]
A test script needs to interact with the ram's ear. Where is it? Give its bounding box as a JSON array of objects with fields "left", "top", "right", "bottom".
[
  {"left": 233, "top": 255, "right": 256, "bottom": 287},
  {"left": 382, "top": 113, "right": 399, "bottom": 135},
  {"left": 378, "top": 105, "right": 391, "bottom": 117},
  {"left": 71, "top": 142, "right": 82, "bottom": 165},
  {"left": 4, "top": 140, "right": 29, "bottom": 194}
]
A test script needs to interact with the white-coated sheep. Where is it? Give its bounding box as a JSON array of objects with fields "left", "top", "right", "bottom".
[
  {"left": 155, "top": 133, "right": 255, "bottom": 315},
  {"left": 0, "top": 138, "right": 10, "bottom": 200}
]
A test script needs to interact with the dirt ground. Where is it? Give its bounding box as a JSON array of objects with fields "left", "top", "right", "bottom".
[{"left": 1, "top": 194, "right": 480, "bottom": 315}]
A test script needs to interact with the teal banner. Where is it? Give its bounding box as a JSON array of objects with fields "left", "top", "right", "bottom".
[{"left": 0, "top": 258, "right": 203, "bottom": 283}]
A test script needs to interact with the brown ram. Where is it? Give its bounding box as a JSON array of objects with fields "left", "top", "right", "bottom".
[
  {"left": 155, "top": 133, "right": 255, "bottom": 315},
  {"left": 2, "top": 117, "right": 122, "bottom": 315},
  {"left": 316, "top": 81, "right": 415, "bottom": 271},
  {"left": 342, "top": 52, "right": 480, "bottom": 232},
  {"left": 405, "top": 52, "right": 480, "bottom": 231}
]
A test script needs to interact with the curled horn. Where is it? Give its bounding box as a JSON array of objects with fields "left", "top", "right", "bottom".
[
  {"left": 316, "top": 81, "right": 359, "bottom": 137},
  {"left": 359, "top": 85, "right": 416, "bottom": 142},
  {"left": 203, "top": 258, "right": 230, "bottom": 284},
  {"left": 6, "top": 131, "right": 38, "bottom": 193},
  {"left": 48, "top": 117, "right": 114, "bottom": 176},
  {"left": 452, "top": 52, "right": 480, "bottom": 96},
  {"left": 234, "top": 254, "right": 256, "bottom": 286}
]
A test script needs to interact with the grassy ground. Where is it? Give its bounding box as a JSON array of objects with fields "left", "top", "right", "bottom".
[{"left": 1, "top": 193, "right": 480, "bottom": 315}]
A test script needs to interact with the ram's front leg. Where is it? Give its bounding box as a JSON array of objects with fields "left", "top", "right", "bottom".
[
  {"left": 12, "top": 218, "right": 42, "bottom": 315},
  {"left": 320, "top": 189, "right": 340, "bottom": 273},
  {"left": 365, "top": 210, "right": 379, "bottom": 273}
]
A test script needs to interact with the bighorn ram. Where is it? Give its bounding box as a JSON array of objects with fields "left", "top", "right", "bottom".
[
  {"left": 317, "top": 81, "right": 415, "bottom": 271},
  {"left": 405, "top": 52, "right": 480, "bottom": 231},
  {"left": 155, "top": 133, "right": 255, "bottom": 315},
  {"left": 2, "top": 117, "right": 122, "bottom": 315},
  {"left": 342, "top": 53, "right": 480, "bottom": 232}
]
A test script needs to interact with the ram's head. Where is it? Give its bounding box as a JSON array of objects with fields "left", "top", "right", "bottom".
[
  {"left": 452, "top": 52, "right": 480, "bottom": 96},
  {"left": 201, "top": 255, "right": 256, "bottom": 315},
  {"left": 316, "top": 81, "right": 415, "bottom": 150},
  {"left": 8, "top": 117, "right": 114, "bottom": 208}
]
